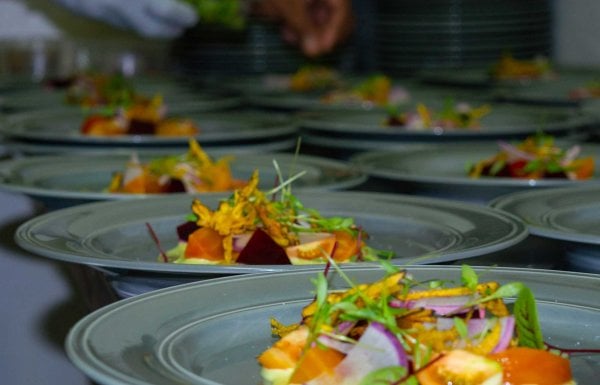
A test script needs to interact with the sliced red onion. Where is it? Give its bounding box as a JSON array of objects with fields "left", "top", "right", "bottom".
[
  {"left": 492, "top": 316, "right": 515, "bottom": 353},
  {"left": 232, "top": 232, "right": 253, "bottom": 252},
  {"left": 392, "top": 295, "right": 474, "bottom": 316},
  {"left": 317, "top": 335, "right": 355, "bottom": 354},
  {"left": 335, "top": 321, "right": 355, "bottom": 335},
  {"left": 467, "top": 318, "right": 490, "bottom": 337},
  {"left": 561, "top": 145, "right": 581, "bottom": 166},
  {"left": 308, "top": 322, "right": 408, "bottom": 385},
  {"left": 498, "top": 141, "right": 536, "bottom": 161}
]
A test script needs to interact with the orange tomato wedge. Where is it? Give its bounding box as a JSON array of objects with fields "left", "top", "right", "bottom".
[
  {"left": 490, "top": 347, "right": 573, "bottom": 385},
  {"left": 331, "top": 230, "right": 361, "bottom": 262},
  {"left": 569, "top": 156, "right": 594, "bottom": 180},
  {"left": 285, "top": 233, "right": 336, "bottom": 260},
  {"left": 184, "top": 227, "right": 225, "bottom": 261}
]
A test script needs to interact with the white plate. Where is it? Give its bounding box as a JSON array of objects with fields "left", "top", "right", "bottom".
[
  {"left": 0, "top": 152, "right": 366, "bottom": 209},
  {"left": 490, "top": 185, "right": 600, "bottom": 273},
  {"left": 351, "top": 142, "right": 600, "bottom": 204},
  {"left": 15, "top": 191, "right": 527, "bottom": 275},
  {"left": 66, "top": 266, "right": 600, "bottom": 385}
]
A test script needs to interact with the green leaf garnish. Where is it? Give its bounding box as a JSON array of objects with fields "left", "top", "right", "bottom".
[
  {"left": 479, "top": 282, "right": 524, "bottom": 303},
  {"left": 359, "top": 366, "right": 408, "bottom": 385},
  {"left": 453, "top": 317, "right": 469, "bottom": 339},
  {"left": 514, "top": 286, "right": 545, "bottom": 349},
  {"left": 461, "top": 264, "right": 478, "bottom": 291}
]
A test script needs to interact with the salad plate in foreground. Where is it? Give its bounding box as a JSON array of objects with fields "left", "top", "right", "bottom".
[
  {"left": 15, "top": 191, "right": 527, "bottom": 276},
  {"left": 491, "top": 185, "right": 600, "bottom": 273},
  {"left": 351, "top": 138, "right": 600, "bottom": 204},
  {"left": 65, "top": 266, "right": 600, "bottom": 385}
]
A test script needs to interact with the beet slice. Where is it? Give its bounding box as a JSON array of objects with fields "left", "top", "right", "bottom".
[
  {"left": 236, "top": 228, "right": 290, "bottom": 265},
  {"left": 128, "top": 119, "right": 156, "bottom": 135},
  {"left": 164, "top": 178, "right": 186, "bottom": 193},
  {"left": 176, "top": 221, "right": 200, "bottom": 241}
]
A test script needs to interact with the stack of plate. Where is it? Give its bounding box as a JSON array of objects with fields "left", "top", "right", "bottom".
[
  {"left": 376, "top": 0, "right": 553, "bottom": 75},
  {"left": 491, "top": 186, "right": 600, "bottom": 273},
  {"left": 169, "top": 19, "right": 344, "bottom": 76}
]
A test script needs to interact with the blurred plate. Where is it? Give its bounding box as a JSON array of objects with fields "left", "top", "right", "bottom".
[
  {"left": 0, "top": 109, "right": 296, "bottom": 147},
  {"left": 2, "top": 137, "right": 297, "bottom": 156},
  {"left": 66, "top": 266, "right": 600, "bottom": 385},
  {"left": 15, "top": 191, "right": 527, "bottom": 275},
  {"left": 494, "top": 69, "right": 600, "bottom": 106},
  {"left": 299, "top": 105, "right": 589, "bottom": 141},
  {"left": 0, "top": 152, "right": 366, "bottom": 209},
  {"left": 0, "top": 86, "right": 240, "bottom": 114},
  {"left": 490, "top": 186, "right": 600, "bottom": 273},
  {"left": 351, "top": 142, "right": 600, "bottom": 203}
]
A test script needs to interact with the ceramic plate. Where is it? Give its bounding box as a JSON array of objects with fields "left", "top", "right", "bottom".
[
  {"left": 0, "top": 152, "right": 366, "bottom": 209},
  {"left": 2, "top": 137, "right": 297, "bottom": 156},
  {"left": 0, "top": 86, "right": 241, "bottom": 114},
  {"left": 15, "top": 191, "right": 527, "bottom": 275},
  {"left": 494, "top": 69, "right": 600, "bottom": 106},
  {"left": 299, "top": 104, "right": 589, "bottom": 142},
  {"left": 0, "top": 109, "right": 295, "bottom": 146},
  {"left": 490, "top": 186, "right": 600, "bottom": 273},
  {"left": 351, "top": 142, "right": 600, "bottom": 203},
  {"left": 66, "top": 266, "right": 600, "bottom": 385}
]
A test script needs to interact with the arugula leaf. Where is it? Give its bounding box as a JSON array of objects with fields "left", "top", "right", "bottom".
[
  {"left": 489, "top": 159, "right": 506, "bottom": 176},
  {"left": 359, "top": 366, "right": 408, "bottom": 385},
  {"left": 514, "top": 286, "right": 545, "bottom": 349},
  {"left": 453, "top": 317, "right": 469, "bottom": 339},
  {"left": 479, "top": 282, "right": 524, "bottom": 302},
  {"left": 461, "top": 264, "right": 478, "bottom": 291}
]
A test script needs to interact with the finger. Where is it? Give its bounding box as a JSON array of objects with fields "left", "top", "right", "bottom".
[
  {"left": 317, "top": 0, "right": 353, "bottom": 52},
  {"left": 268, "top": 0, "right": 317, "bottom": 36}
]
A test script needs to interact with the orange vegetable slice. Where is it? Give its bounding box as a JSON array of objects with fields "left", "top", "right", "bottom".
[
  {"left": 289, "top": 345, "right": 345, "bottom": 383},
  {"left": 490, "top": 347, "right": 573, "bottom": 385},
  {"left": 184, "top": 227, "right": 225, "bottom": 261},
  {"left": 331, "top": 230, "right": 361, "bottom": 262},
  {"left": 285, "top": 233, "right": 336, "bottom": 260}
]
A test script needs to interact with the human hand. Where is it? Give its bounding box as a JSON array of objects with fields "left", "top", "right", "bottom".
[
  {"left": 253, "top": 0, "right": 354, "bottom": 57},
  {"left": 53, "top": 0, "right": 198, "bottom": 38}
]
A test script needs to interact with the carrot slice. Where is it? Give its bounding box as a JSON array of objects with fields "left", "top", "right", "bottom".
[{"left": 184, "top": 227, "right": 225, "bottom": 261}]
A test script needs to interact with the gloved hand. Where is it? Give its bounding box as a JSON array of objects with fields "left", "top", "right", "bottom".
[{"left": 53, "top": 0, "right": 198, "bottom": 38}]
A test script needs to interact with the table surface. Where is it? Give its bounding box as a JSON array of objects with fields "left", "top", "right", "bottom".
[{"left": 0, "top": 190, "right": 91, "bottom": 385}]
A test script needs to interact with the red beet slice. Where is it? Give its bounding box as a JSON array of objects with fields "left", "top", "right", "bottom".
[
  {"left": 236, "top": 228, "right": 290, "bottom": 265},
  {"left": 176, "top": 221, "right": 200, "bottom": 241},
  {"left": 128, "top": 119, "right": 156, "bottom": 135},
  {"left": 164, "top": 178, "right": 186, "bottom": 193}
]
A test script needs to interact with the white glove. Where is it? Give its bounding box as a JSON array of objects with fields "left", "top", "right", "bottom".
[{"left": 53, "top": 0, "right": 198, "bottom": 38}]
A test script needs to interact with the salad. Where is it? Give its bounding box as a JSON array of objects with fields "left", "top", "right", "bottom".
[
  {"left": 159, "top": 169, "right": 392, "bottom": 265},
  {"left": 322, "top": 75, "right": 409, "bottom": 107},
  {"left": 569, "top": 79, "right": 600, "bottom": 100},
  {"left": 44, "top": 72, "right": 138, "bottom": 108},
  {"left": 468, "top": 134, "right": 594, "bottom": 180},
  {"left": 385, "top": 100, "right": 491, "bottom": 131},
  {"left": 490, "top": 53, "right": 556, "bottom": 81},
  {"left": 80, "top": 94, "right": 199, "bottom": 137},
  {"left": 107, "top": 139, "right": 245, "bottom": 194},
  {"left": 289, "top": 66, "right": 341, "bottom": 93},
  {"left": 258, "top": 264, "right": 577, "bottom": 385}
]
